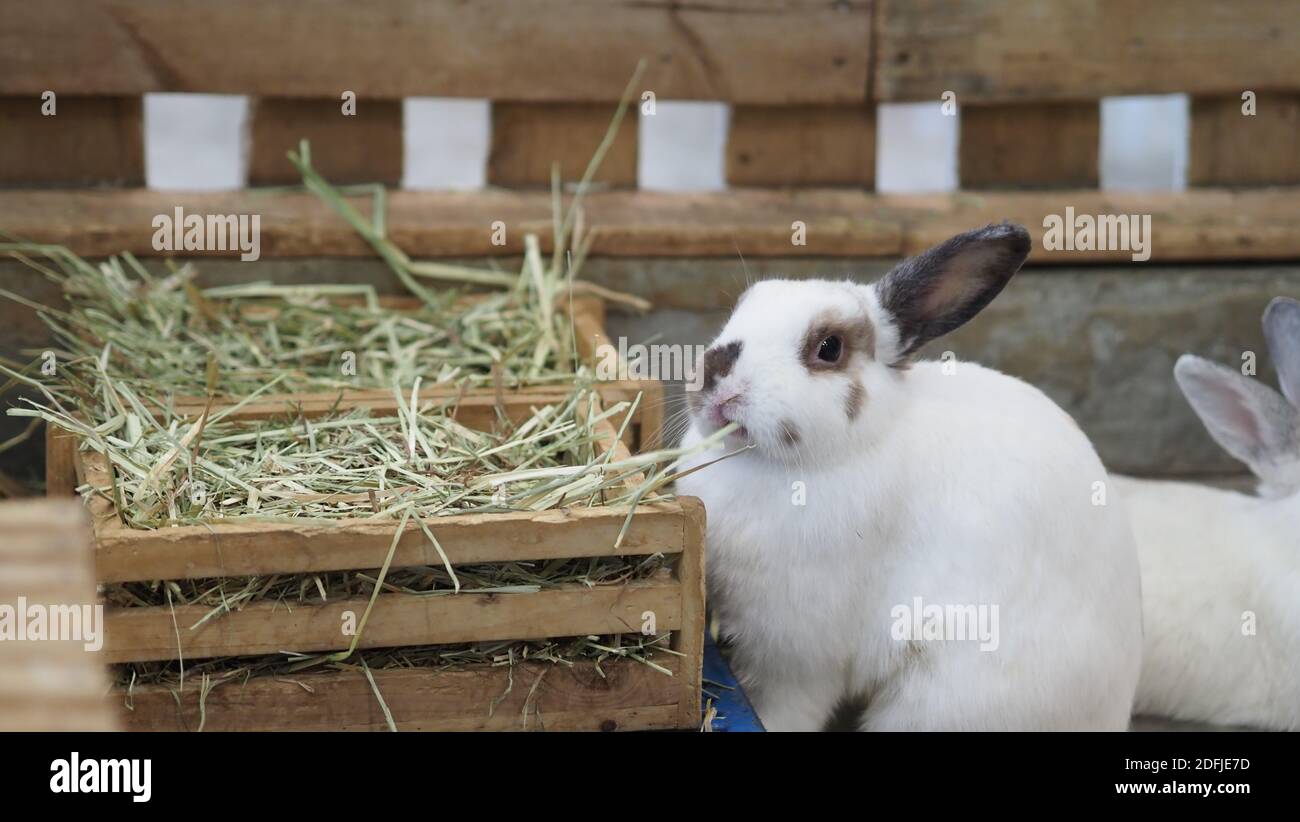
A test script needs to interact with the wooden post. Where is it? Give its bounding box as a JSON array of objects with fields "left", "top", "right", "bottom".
[
  {"left": 959, "top": 102, "right": 1099, "bottom": 189},
  {"left": 489, "top": 103, "right": 638, "bottom": 188},
  {"left": 672, "top": 495, "right": 707, "bottom": 729},
  {"left": 249, "top": 97, "right": 403, "bottom": 186},
  {"left": 727, "top": 105, "right": 876, "bottom": 187},
  {"left": 44, "top": 423, "right": 78, "bottom": 497},
  {"left": 1189, "top": 93, "right": 1300, "bottom": 186},
  {"left": 0, "top": 499, "right": 116, "bottom": 731},
  {"left": 0, "top": 95, "right": 143, "bottom": 187}
]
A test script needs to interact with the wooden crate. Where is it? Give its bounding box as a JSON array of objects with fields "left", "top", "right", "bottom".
[{"left": 73, "top": 389, "right": 705, "bottom": 732}]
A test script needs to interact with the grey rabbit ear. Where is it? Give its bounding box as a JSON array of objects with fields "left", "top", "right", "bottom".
[
  {"left": 1263, "top": 296, "right": 1300, "bottom": 408},
  {"left": 874, "top": 222, "right": 1030, "bottom": 364},
  {"left": 1174, "top": 354, "right": 1299, "bottom": 481}
]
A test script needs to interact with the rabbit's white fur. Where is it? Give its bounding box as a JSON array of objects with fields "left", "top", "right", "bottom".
[
  {"left": 676, "top": 226, "right": 1143, "bottom": 731},
  {"left": 1115, "top": 474, "right": 1300, "bottom": 729},
  {"left": 1118, "top": 297, "right": 1300, "bottom": 730}
]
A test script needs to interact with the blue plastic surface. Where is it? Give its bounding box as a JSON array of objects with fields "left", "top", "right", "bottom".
[{"left": 701, "top": 632, "right": 765, "bottom": 732}]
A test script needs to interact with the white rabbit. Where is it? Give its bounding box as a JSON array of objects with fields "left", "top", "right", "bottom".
[
  {"left": 675, "top": 224, "right": 1143, "bottom": 731},
  {"left": 1115, "top": 296, "right": 1300, "bottom": 730}
]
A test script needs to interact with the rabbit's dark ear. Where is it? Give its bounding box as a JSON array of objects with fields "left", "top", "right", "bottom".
[
  {"left": 1175, "top": 354, "right": 1298, "bottom": 480},
  {"left": 1263, "top": 296, "right": 1300, "bottom": 407},
  {"left": 874, "top": 222, "right": 1030, "bottom": 364}
]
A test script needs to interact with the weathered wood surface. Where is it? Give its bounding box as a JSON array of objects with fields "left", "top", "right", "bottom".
[
  {"left": 117, "top": 657, "right": 684, "bottom": 731},
  {"left": 875, "top": 0, "right": 1300, "bottom": 103},
  {"left": 489, "top": 103, "right": 638, "bottom": 188},
  {"left": 1189, "top": 94, "right": 1300, "bottom": 187},
  {"left": 671, "top": 495, "right": 706, "bottom": 728},
  {"left": 0, "top": 499, "right": 117, "bottom": 730},
  {"left": 4, "top": 187, "right": 1299, "bottom": 262},
  {"left": 6, "top": 2, "right": 1296, "bottom": 105},
  {"left": 959, "top": 102, "right": 1099, "bottom": 189},
  {"left": 727, "top": 105, "right": 876, "bottom": 187},
  {"left": 103, "top": 577, "right": 683, "bottom": 663},
  {"left": 0, "top": 95, "right": 143, "bottom": 187},
  {"left": 0, "top": 0, "right": 871, "bottom": 104},
  {"left": 249, "top": 97, "right": 403, "bottom": 186},
  {"left": 45, "top": 423, "right": 78, "bottom": 497}
]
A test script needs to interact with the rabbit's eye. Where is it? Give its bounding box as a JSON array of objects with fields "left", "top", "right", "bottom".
[{"left": 817, "top": 335, "right": 843, "bottom": 363}]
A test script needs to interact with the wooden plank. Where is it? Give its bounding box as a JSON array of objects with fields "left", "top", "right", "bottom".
[
  {"left": 116, "top": 657, "right": 683, "bottom": 731},
  {"left": 959, "top": 102, "right": 1099, "bottom": 189},
  {"left": 93, "top": 499, "right": 689, "bottom": 583},
  {"left": 0, "top": 95, "right": 142, "bottom": 187},
  {"left": 886, "top": 188, "right": 1300, "bottom": 262},
  {"left": 489, "top": 103, "right": 637, "bottom": 188},
  {"left": 103, "top": 577, "right": 683, "bottom": 663},
  {"left": 875, "top": 0, "right": 1300, "bottom": 103},
  {"left": 671, "top": 495, "right": 706, "bottom": 729},
  {"left": 249, "top": 97, "right": 403, "bottom": 186},
  {"left": 0, "top": 499, "right": 117, "bottom": 731},
  {"left": 80, "top": 448, "right": 687, "bottom": 583},
  {"left": 45, "top": 423, "right": 78, "bottom": 497},
  {"left": 7, "top": 187, "right": 1300, "bottom": 262},
  {"left": 727, "top": 105, "right": 876, "bottom": 187},
  {"left": 1189, "top": 94, "right": 1300, "bottom": 186},
  {"left": 0, "top": 188, "right": 901, "bottom": 259},
  {"left": 0, "top": 1, "right": 871, "bottom": 105}
]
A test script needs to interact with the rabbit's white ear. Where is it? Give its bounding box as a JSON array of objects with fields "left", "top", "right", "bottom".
[
  {"left": 1174, "top": 354, "right": 1298, "bottom": 478},
  {"left": 1263, "top": 296, "right": 1300, "bottom": 408},
  {"left": 874, "top": 222, "right": 1030, "bottom": 364}
]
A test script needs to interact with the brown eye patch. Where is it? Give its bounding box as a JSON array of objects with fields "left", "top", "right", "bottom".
[
  {"left": 800, "top": 312, "right": 875, "bottom": 373},
  {"left": 700, "top": 340, "right": 742, "bottom": 393}
]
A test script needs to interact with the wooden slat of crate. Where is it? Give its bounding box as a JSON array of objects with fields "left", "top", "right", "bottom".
[
  {"left": 0, "top": 0, "right": 871, "bottom": 105},
  {"left": 959, "top": 102, "right": 1099, "bottom": 190},
  {"left": 875, "top": 0, "right": 1300, "bottom": 103},
  {"left": 1189, "top": 94, "right": 1300, "bottom": 187},
  {"left": 670, "top": 487, "right": 706, "bottom": 728},
  {"left": 118, "top": 657, "right": 682, "bottom": 732},
  {"left": 0, "top": 95, "right": 143, "bottom": 187},
  {"left": 103, "top": 577, "right": 682, "bottom": 663},
  {"left": 489, "top": 103, "right": 637, "bottom": 188},
  {"left": 249, "top": 97, "right": 403, "bottom": 186},
  {"left": 727, "top": 105, "right": 876, "bottom": 187},
  {"left": 0, "top": 499, "right": 116, "bottom": 731},
  {"left": 92, "top": 500, "right": 688, "bottom": 584},
  {"left": 12, "top": 187, "right": 1300, "bottom": 262},
  {"left": 46, "top": 423, "right": 79, "bottom": 497}
]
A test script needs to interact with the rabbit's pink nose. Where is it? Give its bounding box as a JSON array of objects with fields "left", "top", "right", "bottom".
[{"left": 710, "top": 392, "right": 743, "bottom": 427}]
